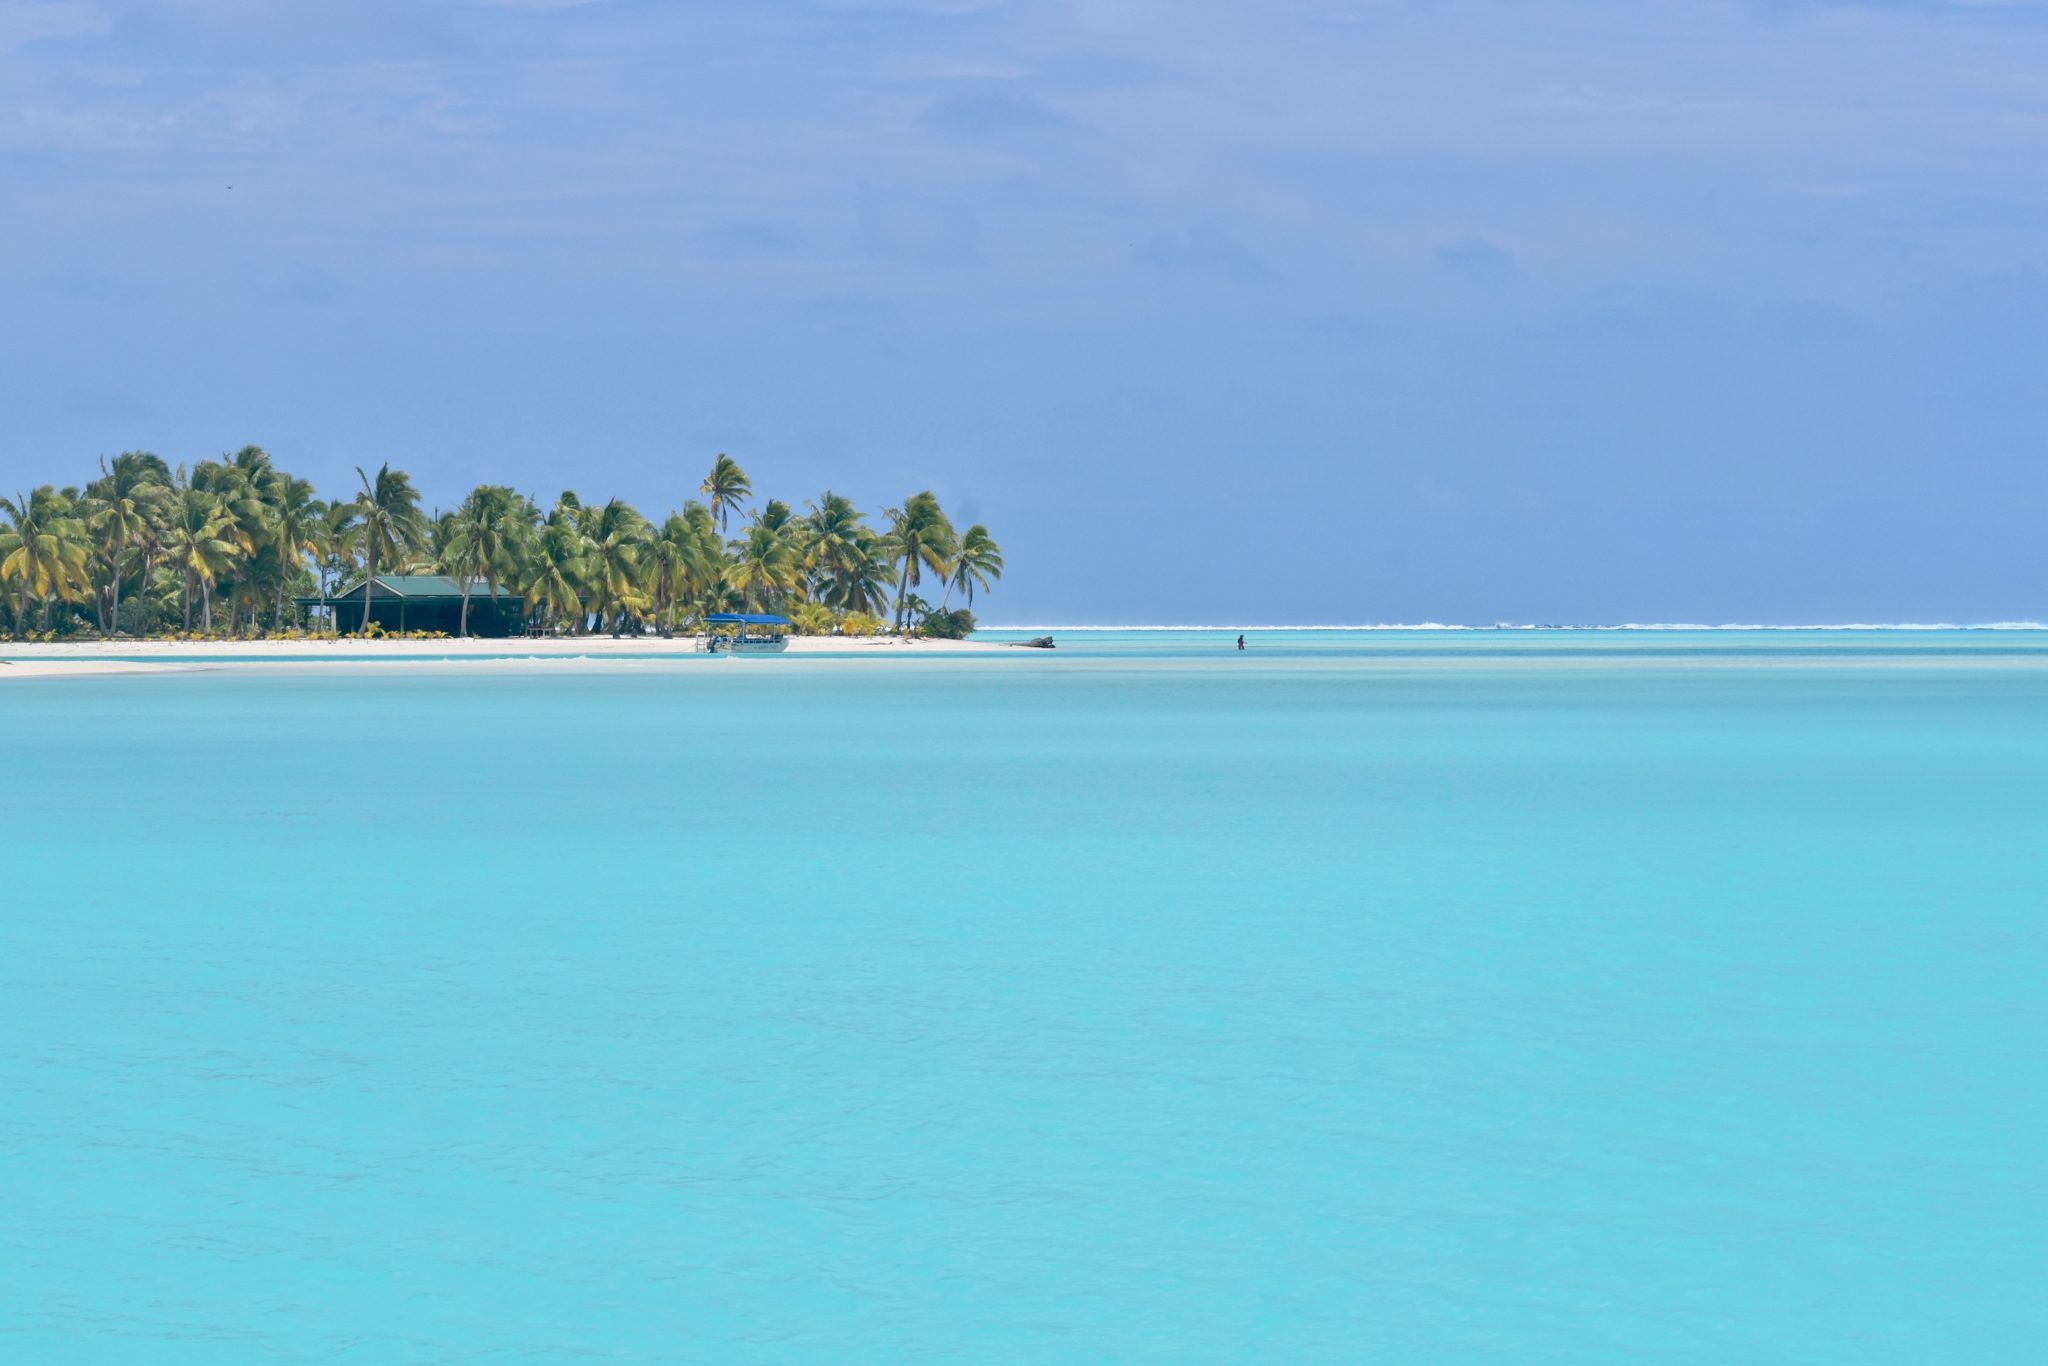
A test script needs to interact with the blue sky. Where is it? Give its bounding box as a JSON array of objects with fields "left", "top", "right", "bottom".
[{"left": 6, "top": 0, "right": 2048, "bottom": 623}]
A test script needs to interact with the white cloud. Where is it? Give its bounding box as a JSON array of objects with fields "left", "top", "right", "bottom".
[
  {"left": 416, "top": 90, "right": 494, "bottom": 134},
  {"left": 467, "top": 0, "right": 614, "bottom": 10},
  {"left": 205, "top": 85, "right": 302, "bottom": 133},
  {"left": 929, "top": 62, "right": 1028, "bottom": 80},
  {"left": 0, "top": 101, "right": 161, "bottom": 150},
  {"left": 0, "top": 0, "right": 107, "bottom": 55}
]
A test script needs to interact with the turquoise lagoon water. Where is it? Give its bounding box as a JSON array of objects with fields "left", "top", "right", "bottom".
[{"left": 5, "top": 630, "right": 2046, "bottom": 1362}]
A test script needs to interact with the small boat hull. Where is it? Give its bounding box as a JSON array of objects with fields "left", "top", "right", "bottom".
[{"left": 703, "top": 633, "right": 790, "bottom": 654}]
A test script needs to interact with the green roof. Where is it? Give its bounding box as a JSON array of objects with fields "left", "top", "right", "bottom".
[{"left": 307, "top": 575, "right": 505, "bottom": 603}]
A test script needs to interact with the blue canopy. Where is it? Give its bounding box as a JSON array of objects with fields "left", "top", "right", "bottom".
[{"left": 704, "top": 613, "right": 790, "bottom": 626}]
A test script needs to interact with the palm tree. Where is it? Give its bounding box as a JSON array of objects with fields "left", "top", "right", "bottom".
[
  {"left": 942, "top": 524, "right": 1003, "bottom": 610},
  {"left": 346, "top": 463, "right": 427, "bottom": 633},
  {"left": 679, "top": 502, "right": 728, "bottom": 625},
  {"left": 648, "top": 511, "right": 721, "bottom": 638},
  {"left": 227, "top": 445, "right": 283, "bottom": 504},
  {"left": 802, "top": 491, "right": 895, "bottom": 614},
  {"left": 266, "top": 477, "right": 328, "bottom": 630},
  {"left": 192, "top": 454, "right": 277, "bottom": 632},
  {"left": 517, "top": 518, "right": 586, "bottom": 633},
  {"left": 318, "top": 502, "right": 358, "bottom": 596},
  {"left": 882, "top": 491, "right": 956, "bottom": 633},
  {"left": 86, "top": 452, "right": 170, "bottom": 634},
  {"left": 756, "top": 500, "right": 812, "bottom": 602},
  {"left": 0, "top": 487, "right": 92, "bottom": 637},
  {"left": 162, "top": 486, "right": 239, "bottom": 631},
  {"left": 700, "top": 454, "right": 751, "bottom": 534},
  {"left": 725, "top": 522, "right": 801, "bottom": 612},
  {"left": 131, "top": 491, "right": 173, "bottom": 634},
  {"left": 578, "top": 498, "right": 650, "bottom": 635},
  {"left": 440, "top": 485, "right": 525, "bottom": 636},
  {"left": 828, "top": 542, "right": 896, "bottom": 617}
]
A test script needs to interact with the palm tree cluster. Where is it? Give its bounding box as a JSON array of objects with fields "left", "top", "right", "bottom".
[{"left": 1, "top": 449, "right": 1002, "bottom": 641}]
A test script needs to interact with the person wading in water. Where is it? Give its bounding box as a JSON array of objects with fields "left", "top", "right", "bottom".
[{"left": 1237, "top": 633, "right": 1246, "bottom": 650}]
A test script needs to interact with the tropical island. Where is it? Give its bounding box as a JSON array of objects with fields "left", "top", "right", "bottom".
[{"left": 0, "top": 449, "right": 1002, "bottom": 645}]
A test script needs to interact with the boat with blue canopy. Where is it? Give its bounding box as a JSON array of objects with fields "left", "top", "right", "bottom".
[{"left": 701, "top": 613, "right": 791, "bottom": 654}]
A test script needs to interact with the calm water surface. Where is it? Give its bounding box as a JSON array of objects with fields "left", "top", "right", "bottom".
[{"left": 5, "top": 632, "right": 2045, "bottom": 1362}]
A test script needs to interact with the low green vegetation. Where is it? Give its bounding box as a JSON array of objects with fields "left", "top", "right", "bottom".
[
  {"left": 0, "top": 450, "right": 1001, "bottom": 640},
  {"left": 918, "top": 609, "right": 977, "bottom": 640}
]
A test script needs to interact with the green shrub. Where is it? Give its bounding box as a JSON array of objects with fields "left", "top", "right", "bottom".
[{"left": 919, "top": 608, "right": 976, "bottom": 640}]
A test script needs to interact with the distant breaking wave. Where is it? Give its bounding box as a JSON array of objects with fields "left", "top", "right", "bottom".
[{"left": 981, "top": 622, "right": 2048, "bottom": 632}]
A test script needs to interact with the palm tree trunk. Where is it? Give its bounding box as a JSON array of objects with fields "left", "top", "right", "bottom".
[
  {"left": 361, "top": 545, "right": 377, "bottom": 635},
  {"left": 201, "top": 581, "right": 213, "bottom": 632},
  {"left": 460, "top": 584, "right": 471, "bottom": 637},
  {"left": 182, "top": 570, "right": 194, "bottom": 632}
]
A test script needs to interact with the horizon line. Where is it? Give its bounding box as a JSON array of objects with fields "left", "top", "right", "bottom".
[{"left": 977, "top": 622, "right": 2048, "bottom": 632}]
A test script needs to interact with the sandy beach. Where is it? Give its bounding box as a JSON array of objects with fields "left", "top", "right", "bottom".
[
  {"left": 0, "top": 634, "right": 1018, "bottom": 678},
  {"left": 0, "top": 659, "right": 191, "bottom": 679}
]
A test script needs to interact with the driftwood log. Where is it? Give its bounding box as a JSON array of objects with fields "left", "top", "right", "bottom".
[{"left": 1005, "top": 635, "right": 1055, "bottom": 649}]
